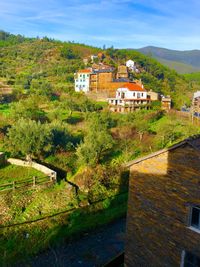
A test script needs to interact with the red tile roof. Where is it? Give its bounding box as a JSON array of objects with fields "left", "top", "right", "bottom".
[
  {"left": 122, "top": 82, "right": 146, "bottom": 92},
  {"left": 78, "top": 69, "right": 92, "bottom": 73}
]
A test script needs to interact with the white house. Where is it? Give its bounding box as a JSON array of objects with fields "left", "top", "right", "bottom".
[
  {"left": 108, "top": 82, "right": 150, "bottom": 108},
  {"left": 126, "top": 60, "right": 136, "bottom": 71},
  {"left": 91, "top": 54, "right": 98, "bottom": 63},
  {"left": 193, "top": 91, "right": 200, "bottom": 99},
  {"left": 74, "top": 69, "right": 92, "bottom": 93}
]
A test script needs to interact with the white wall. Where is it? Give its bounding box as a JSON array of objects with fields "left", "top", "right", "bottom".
[
  {"left": 116, "top": 88, "right": 147, "bottom": 100},
  {"left": 75, "top": 73, "right": 91, "bottom": 93}
]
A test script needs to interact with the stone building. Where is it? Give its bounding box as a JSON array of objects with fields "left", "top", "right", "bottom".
[
  {"left": 192, "top": 91, "right": 200, "bottom": 116},
  {"left": 161, "top": 95, "right": 172, "bottom": 111},
  {"left": 124, "top": 136, "right": 200, "bottom": 267},
  {"left": 117, "top": 65, "right": 129, "bottom": 79},
  {"left": 74, "top": 65, "right": 129, "bottom": 97}
]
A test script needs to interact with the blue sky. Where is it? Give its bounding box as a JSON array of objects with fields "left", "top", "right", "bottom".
[{"left": 1, "top": 0, "right": 200, "bottom": 50}]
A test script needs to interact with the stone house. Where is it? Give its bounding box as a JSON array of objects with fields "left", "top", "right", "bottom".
[
  {"left": 192, "top": 91, "right": 200, "bottom": 117},
  {"left": 161, "top": 95, "right": 172, "bottom": 111},
  {"left": 124, "top": 136, "right": 200, "bottom": 267},
  {"left": 117, "top": 65, "right": 129, "bottom": 79}
]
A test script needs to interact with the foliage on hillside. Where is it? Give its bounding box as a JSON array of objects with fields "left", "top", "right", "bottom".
[{"left": 0, "top": 30, "right": 195, "bottom": 108}]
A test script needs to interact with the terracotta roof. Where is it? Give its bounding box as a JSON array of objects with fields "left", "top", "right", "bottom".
[
  {"left": 78, "top": 69, "right": 92, "bottom": 73},
  {"left": 122, "top": 82, "right": 146, "bottom": 92}
]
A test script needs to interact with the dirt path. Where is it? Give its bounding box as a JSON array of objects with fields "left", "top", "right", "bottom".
[{"left": 16, "top": 217, "right": 126, "bottom": 267}]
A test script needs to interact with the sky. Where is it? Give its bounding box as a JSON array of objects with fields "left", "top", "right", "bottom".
[{"left": 1, "top": 0, "right": 200, "bottom": 50}]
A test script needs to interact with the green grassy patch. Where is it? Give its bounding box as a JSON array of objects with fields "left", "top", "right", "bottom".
[{"left": 0, "top": 164, "right": 47, "bottom": 183}]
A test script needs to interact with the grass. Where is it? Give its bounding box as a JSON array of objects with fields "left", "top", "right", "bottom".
[
  {"left": 0, "top": 192, "right": 128, "bottom": 265},
  {"left": 0, "top": 164, "right": 47, "bottom": 183},
  {"left": 0, "top": 103, "right": 10, "bottom": 116}
]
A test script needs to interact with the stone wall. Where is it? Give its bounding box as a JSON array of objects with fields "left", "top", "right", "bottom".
[
  {"left": 7, "top": 158, "right": 57, "bottom": 181},
  {"left": 125, "top": 143, "right": 200, "bottom": 267}
]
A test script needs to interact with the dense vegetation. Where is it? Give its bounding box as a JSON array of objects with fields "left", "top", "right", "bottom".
[{"left": 0, "top": 30, "right": 200, "bottom": 264}]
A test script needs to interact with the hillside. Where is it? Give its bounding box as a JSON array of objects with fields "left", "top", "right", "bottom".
[
  {"left": 136, "top": 46, "right": 200, "bottom": 74},
  {"left": 0, "top": 31, "right": 196, "bottom": 108}
]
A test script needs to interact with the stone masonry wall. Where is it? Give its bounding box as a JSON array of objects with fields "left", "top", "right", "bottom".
[{"left": 125, "top": 144, "right": 200, "bottom": 267}]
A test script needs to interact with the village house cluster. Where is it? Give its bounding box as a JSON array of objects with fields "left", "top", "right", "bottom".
[
  {"left": 74, "top": 59, "right": 172, "bottom": 112},
  {"left": 74, "top": 59, "right": 136, "bottom": 94}
]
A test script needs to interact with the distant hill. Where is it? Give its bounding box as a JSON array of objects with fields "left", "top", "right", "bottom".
[{"left": 136, "top": 46, "right": 200, "bottom": 74}]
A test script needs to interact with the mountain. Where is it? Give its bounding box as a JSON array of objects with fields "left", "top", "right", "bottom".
[{"left": 136, "top": 46, "right": 200, "bottom": 74}]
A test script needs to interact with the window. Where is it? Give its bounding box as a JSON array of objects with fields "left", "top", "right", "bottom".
[
  {"left": 183, "top": 251, "right": 200, "bottom": 267},
  {"left": 190, "top": 206, "right": 200, "bottom": 231},
  {"left": 137, "top": 93, "right": 140, "bottom": 98},
  {"left": 80, "top": 74, "right": 82, "bottom": 77},
  {"left": 83, "top": 74, "right": 85, "bottom": 78},
  {"left": 141, "top": 93, "right": 143, "bottom": 97},
  {"left": 133, "top": 92, "right": 135, "bottom": 97}
]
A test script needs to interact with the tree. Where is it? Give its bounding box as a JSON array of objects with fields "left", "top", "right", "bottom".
[
  {"left": 76, "top": 114, "right": 114, "bottom": 166},
  {"left": 6, "top": 119, "right": 52, "bottom": 160},
  {"left": 10, "top": 96, "right": 46, "bottom": 121}
]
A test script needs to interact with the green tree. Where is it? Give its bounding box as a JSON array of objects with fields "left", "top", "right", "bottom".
[
  {"left": 10, "top": 96, "right": 46, "bottom": 121},
  {"left": 6, "top": 119, "right": 52, "bottom": 160},
  {"left": 76, "top": 114, "right": 114, "bottom": 166}
]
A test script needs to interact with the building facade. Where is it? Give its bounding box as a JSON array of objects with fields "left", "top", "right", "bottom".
[
  {"left": 192, "top": 91, "right": 200, "bottom": 117},
  {"left": 74, "top": 69, "right": 92, "bottom": 93},
  {"left": 126, "top": 60, "right": 135, "bottom": 71},
  {"left": 108, "top": 82, "right": 151, "bottom": 110},
  {"left": 161, "top": 95, "right": 172, "bottom": 111},
  {"left": 125, "top": 137, "right": 200, "bottom": 267},
  {"left": 117, "top": 65, "right": 129, "bottom": 79},
  {"left": 74, "top": 66, "right": 129, "bottom": 96}
]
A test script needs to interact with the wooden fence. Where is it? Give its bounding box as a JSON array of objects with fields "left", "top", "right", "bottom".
[{"left": 0, "top": 176, "right": 55, "bottom": 192}]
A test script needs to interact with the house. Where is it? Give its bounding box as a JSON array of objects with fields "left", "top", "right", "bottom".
[
  {"left": 161, "top": 95, "right": 172, "bottom": 111},
  {"left": 90, "top": 54, "right": 98, "bottom": 63},
  {"left": 124, "top": 136, "right": 200, "bottom": 267},
  {"left": 117, "top": 65, "right": 129, "bottom": 79},
  {"left": 126, "top": 60, "right": 136, "bottom": 71},
  {"left": 108, "top": 82, "right": 151, "bottom": 111},
  {"left": 192, "top": 91, "right": 200, "bottom": 117},
  {"left": 74, "top": 69, "right": 92, "bottom": 93},
  {"left": 147, "top": 90, "right": 160, "bottom": 101}
]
